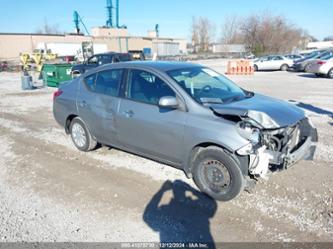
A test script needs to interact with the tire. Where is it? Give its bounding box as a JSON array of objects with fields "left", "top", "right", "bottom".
[
  {"left": 69, "top": 117, "right": 97, "bottom": 152},
  {"left": 280, "top": 64, "right": 289, "bottom": 71},
  {"left": 304, "top": 64, "right": 311, "bottom": 72},
  {"left": 192, "top": 146, "right": 245, "bottom": 202},
  {"left": 254, "top": 65, "right": 258, "bottom": 72},
  {"left": 328, "top": 68, "right": 333, "bottom": 79},
  {"left": 71, "top": 70, "right": 81, "bottom": 79}
]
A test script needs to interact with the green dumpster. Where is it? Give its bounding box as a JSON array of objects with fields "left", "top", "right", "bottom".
[{"left": 41, "top": 63, "right": 72, "bottom": 87}]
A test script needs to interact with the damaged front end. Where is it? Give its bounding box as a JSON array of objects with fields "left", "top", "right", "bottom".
[
  {"left": 211, "top": 104, "right": 318, "bottom": 179},
  {"left": 235, "top": 116, "right": 318, "bottom": 179}
]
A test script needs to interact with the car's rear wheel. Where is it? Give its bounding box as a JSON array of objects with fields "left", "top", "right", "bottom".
[
  {"left": 328, "top": 68, "right": 333, "bottom": 79},
  {"left": 192, "top": 146, "right": 245, "bottom": 202},
  {"left": 280, "top": 64, "right": 289, "bottom": 71},
  {"left": 254, "top": 65, "right": 258, "bottom": 72},
  {"left": 70, "top": 117, "right": 97, "bottom": 152}
]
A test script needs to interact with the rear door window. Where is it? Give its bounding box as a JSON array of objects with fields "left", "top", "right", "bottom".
[
  {"left": 99, "top": 55, "right": 112, "bottom": 64},
  {"left": 118, "top": 54, "right": 132, "bottom": 62},
  {"left": 84, "top": 70, "right": 123, "bottom": 97}
]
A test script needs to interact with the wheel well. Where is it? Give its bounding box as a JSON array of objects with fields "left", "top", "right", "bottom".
[
  {"left": 186, "top": 143, "right": 230, "bottom": 176},
  {"left": 186, "top": 143, "right": 249, "bottom": 178},
  {"left": 65, "top": 114, "right": 78, "bottom": 134}
]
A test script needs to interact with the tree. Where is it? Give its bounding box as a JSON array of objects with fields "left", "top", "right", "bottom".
[
  {"left": 190, "top": 12, "right": 316, "bottom": 55},
  {"left": 36, "top": 18, "right": 62, "bottom": 34},
  {"left": 190, "top": 16, "right": 215, "bottom": 52},
  {"left": 190, "top": 17, "right": 200, "bottom": 52},
  {"left": 323, "top": 36, "right": 333, "bottom": 41},
  {"left": 240, "top": 12, "right": 304, "bottom": 55},
  {"left": 220, "top": 15, "right": 243, "bottom": 44}
]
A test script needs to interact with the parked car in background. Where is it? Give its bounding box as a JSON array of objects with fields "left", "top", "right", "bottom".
[
  {"left": 292, "top": 50, "right": 328, "bottom": 72},
  {"left": 305, "top": 52, "right": 333, "bottom": 72},
  {"left": 285, "top": 54, "right": 303, "bottom": 61},
  {"left": 307, "top": 56, "right": 333, "bottom": 78},
  {"left": 53, "top": 61, "right": 317, "bottom": 201},
  {"left": 71, "top": 52, "right": 133, "bottom": 77},
  {"left": 254, "top": 55, "right": 294, "bottom": 71}
]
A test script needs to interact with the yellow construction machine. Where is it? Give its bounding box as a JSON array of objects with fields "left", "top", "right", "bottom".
[{"left": 20, "top": 49, "right": 57, "bottom": 72}]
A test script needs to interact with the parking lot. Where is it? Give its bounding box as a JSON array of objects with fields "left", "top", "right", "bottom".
[{"left": 0, "top": 59, "right": 332, "bottom": 242}]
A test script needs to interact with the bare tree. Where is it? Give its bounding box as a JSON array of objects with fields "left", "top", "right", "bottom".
[
  {"left": 323, "top": 36, "right": 333, "bottom": 41},
  {"left": 190, "top": 16, "right": 215, "bottom": 52},
  {"left": 240, "top": 12, "right": 304, "bottom": 55},
  {"left": 190, "top": 12, "right": 315, "bottom": 55},
  {"left": 36, "top": 18, "right": 62, "bottom": 34},
  {"left": 190, "top": 17, "right": 200, "bottom": 53},
  {"left": 240, "top": 14, "right": 261, "bottom": 53},
  {"left": 220, "top": 15, "right": 242, "bottom": 44}
]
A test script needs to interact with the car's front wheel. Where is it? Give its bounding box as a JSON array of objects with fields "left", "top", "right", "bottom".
[
  {"left": 192, "top": 146, "right": 245, "bottom": 202},
  {"left": 70, "top": 117, "right": 97, "bottom": 152}
]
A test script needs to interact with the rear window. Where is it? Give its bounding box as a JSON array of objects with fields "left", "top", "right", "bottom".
[{"left": 118, "top": 54, "right": 132, "bottom": 62}]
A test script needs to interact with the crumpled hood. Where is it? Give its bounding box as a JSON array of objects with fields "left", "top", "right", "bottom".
[{"left": 210, "top": 94, "right": 305, "bottom": 128}]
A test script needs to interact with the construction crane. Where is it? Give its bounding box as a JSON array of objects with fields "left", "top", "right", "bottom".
[
  {"left": 73, "top": 11, "right": 90, "bottom": 35},
  {"left": 105, "top": 0, "right": 126, "bottom": 29},
  {"left": 155, "top": 24, "right": 159, "bottom": 38},
  {"left": 106, "top": 0, "right": 114, "bottom": 27}
]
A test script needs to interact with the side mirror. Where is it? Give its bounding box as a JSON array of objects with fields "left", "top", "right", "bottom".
[{"left": 158, "top": 96, "right": 179, "bottom": 109}]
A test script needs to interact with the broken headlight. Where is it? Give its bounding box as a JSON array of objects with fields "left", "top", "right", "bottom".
[
  {"left": 247, "top": 110, "right": 279, "bottom": 129},
  {"left": 236, "top": 120, "right": 261, "bottom": 144}
]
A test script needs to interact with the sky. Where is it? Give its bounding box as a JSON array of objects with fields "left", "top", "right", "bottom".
[{"left": 0, "top": 0, "right": 332, "bottom": 41}]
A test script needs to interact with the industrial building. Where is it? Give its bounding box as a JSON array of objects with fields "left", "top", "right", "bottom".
[
  {"left": 0, "top": 29, "right": 187, "bottom": 60},
  {"left": 0, "top": 0, "right": 187, "bottom": 61}
]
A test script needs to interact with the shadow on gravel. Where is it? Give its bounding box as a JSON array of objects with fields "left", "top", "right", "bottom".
[
  {"left": 143, "top": 180, "right": 217, "bottom": 248},
  {"left": 289, "top": 100, "right": 333, "bottom": 118}
]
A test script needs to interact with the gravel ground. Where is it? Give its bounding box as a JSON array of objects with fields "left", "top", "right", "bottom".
[{"left": 0, "top": 60, "right": 332, "bottom": 243}]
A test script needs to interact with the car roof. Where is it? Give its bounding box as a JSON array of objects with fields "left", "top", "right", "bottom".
[
  {"left": 100, "top": 61, "right": 201, "bottom": 72},
  {"left": 94, "top": 52, "right": 130, "bottom": 56}
]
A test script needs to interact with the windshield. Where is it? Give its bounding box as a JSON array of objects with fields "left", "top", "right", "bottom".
[{"left": 167, "top": 67, "right": 247, "bottom": 104}]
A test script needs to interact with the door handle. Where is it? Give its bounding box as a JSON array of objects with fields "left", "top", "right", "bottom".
[{"left": 123, "top": 110, "right": 134, "bottom": 118}]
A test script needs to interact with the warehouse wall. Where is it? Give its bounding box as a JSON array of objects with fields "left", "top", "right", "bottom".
[
  {"left": 0, "top": 33, "right": 187, "bottom": 60},
  {"left": 0, "top": 34, "right": 91, "bottom": 60}
]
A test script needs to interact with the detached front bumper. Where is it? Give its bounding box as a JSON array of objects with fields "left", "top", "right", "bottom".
[{"left": 285, "top": 127, "right": 317, "bottom": 168}]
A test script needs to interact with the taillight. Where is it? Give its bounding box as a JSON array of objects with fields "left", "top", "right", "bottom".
[
  {"left": 53, "top": 89, "right": 63, "bottom": 100},
  {"left": 317, "top": 61, "right": 326, "bottom": 65}
]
